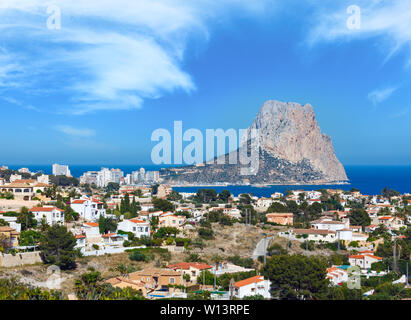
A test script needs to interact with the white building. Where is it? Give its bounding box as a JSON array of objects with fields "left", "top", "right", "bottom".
[
  {"left": 82, "top": 222, "right": 100, "bottom": 238},
  {"left": 0, "top": 214, "right": 21, "bottom": 232},
  {"left": 71, "top": 197, "right": 106, "bottom": 221},
  {"left": 52, "top": 163, "right": 71, "bottom": 177},
  {"left": 117, "top": 219, "right": 150, "bottom": 238},
  {"left": 326, "top": 267, "right": 348, "bottom": 286},
  {"left": 30, "top": 206, "right": 65, "bottom": 226},
  {"left": 256, "top": 197, "right": 273, "bottom": 208},
  {"left": 80, "top": 171, "right": 99, "bottom": 185},
  {"left": 349, "top": 254, "right": 383, "bottom": 270},
  {"left": 311, "top": 218, "right": 348, "bottom": 231},
  {"left": 37, "top": 174, "right": 50, "bottom": 184},
  {"left": 232, "top": 275, "right": 271, "bottom": 299},
  {"left": 9, "top": 174, "right": 22, "bottom": 183}
]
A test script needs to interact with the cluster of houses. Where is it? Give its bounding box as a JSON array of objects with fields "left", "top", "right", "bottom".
[{"left": 105, "top": 262, "right": 271, "bottom": 299}]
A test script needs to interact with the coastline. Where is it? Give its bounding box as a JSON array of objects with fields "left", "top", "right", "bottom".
[{"left": 168, "top": 181, "right": 351, "bottom": 188}]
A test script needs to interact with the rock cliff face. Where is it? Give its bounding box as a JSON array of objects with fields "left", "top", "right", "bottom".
[
  {"left": 161, "top": 100, "right": 348, "bottom": 185},
  {"left": 248, "top": 100, "right": 348, "bottom": 182}
]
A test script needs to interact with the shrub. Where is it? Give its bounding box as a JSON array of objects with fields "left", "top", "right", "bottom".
[
  {"left": 129, "top": 251, "right": 146, "bottom": 262},
  {"left": 198, "top": 228, "right": 214, "bottom": 240}
]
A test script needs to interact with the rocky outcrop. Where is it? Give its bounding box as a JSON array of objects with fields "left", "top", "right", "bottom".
[
  {"left": 248, "top": 100, "right": 348, "bottom": 182},
  {"left": 161, "top": 100, "right": 348, "bottom": 185}
]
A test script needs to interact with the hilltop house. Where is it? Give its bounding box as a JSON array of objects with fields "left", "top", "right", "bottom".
[
  {"left": 232, "top": 275, "right": 271, "bottom": 299},
  {"left": 349, "top": 254, "right": 383, "bottom": 270},
  {"left": 30, "top": 206, "right": 64, "bottom": 226},
  {"left": 167, "top": 262, "right": 212, "bottom": 284},
  {"left": 0, "top": 226, "right": 20, "bottom": 248},
  {"left": 266, "top": 213, "right": 293, "bottom": 225},
  {"left": 117, "top": 219, "right": 150, "bottom": 238},
  {"left": 71, "top": 197, "right": 106, "bottom": 221},
  {"left": 159, "top": 214, "right": 186, "bottom": 229}
]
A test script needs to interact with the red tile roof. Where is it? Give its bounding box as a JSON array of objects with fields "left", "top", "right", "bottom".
[
  {"left": 72, "top": 199, "right": 87, "bottom": 204},
  {"left": 102, "top": 233, "right": 117, "bottom": 238},
  {"left": 30, "top": 206, "right": 64, "bottom": 212},
  {"left": 84, "top": 222, "right": 99, "bottom": 227},
  {"left": 167, "top": 262, "right": 212, "bottom": 271},
  {"left": 130, "top": 219, "right": 147, "bottom": 224},
  {"left": 234, "top": 276, "right": 264, "bottom": 288}
]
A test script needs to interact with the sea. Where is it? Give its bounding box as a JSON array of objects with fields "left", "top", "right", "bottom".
[{"left": 5, "top": 165, "right": 411, "bottom": 197}]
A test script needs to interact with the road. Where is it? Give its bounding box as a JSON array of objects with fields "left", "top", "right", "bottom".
[{"left": 252, "top": 235, "right": 275, "bottom": 260}]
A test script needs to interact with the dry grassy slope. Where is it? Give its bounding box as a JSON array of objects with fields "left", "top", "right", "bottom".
[
  {"left": 267, "top": 236, "right": 348, "bottom": 257},
  {"left": 194, "top": 223, "right": 284, "bottom": 260}
]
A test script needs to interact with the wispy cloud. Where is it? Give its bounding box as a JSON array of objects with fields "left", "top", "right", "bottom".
[
  {"left": 1, "top": 96, "right": 41, "bottom": 112},
  {"left": 389, "top": 107, "right": 409, "bottom": 119},
  {"left": 307, "top": 0, "right": 411, "bottom": 65},
  {"left": 54, "top": 125, "right": 96, "bottom": 138},
  {"left": 367, "top": 86, "right": 398, "bottom": 105},
  {"left": 0, "top": 0, "right": 274, "bottom": 114}
]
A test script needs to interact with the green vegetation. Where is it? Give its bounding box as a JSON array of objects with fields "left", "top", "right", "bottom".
[
  {"left": 39, "top": 225, "right": 77, "bottom": 270},
  {"left": 0, "top": 278, "right": 63, "bottom": 300},
  {"left": 262, "top": 254, "right": 329, "bottom": 300}
]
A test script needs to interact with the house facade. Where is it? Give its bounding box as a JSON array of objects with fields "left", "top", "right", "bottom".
[
  {"left": 233, "top": 275, "right": 271, "bottom": 299},
  {"left": 117, "top": 219, "right": 150, "bottom": 238},
  {"left": 71, "top": 197, "right": 106, "bottom": 221},
  {"left": 266, "top": 213, "right": 293, "bottom": 225},
  {"left": 30, "top": 206, "right": 65, "bottom": 226}
]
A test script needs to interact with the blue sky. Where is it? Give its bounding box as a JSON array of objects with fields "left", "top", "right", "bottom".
[{"left": 0, "top": 0, "right": 411, "bottom": 166}]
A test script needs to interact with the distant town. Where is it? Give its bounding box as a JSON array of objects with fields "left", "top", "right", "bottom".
[{"left": 0, "top": 163, "right": 410, "bottom": 300}]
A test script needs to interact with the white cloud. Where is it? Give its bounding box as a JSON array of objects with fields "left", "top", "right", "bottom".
[
  {"left": 367, "top": 86, "right": 398, "bottom": 105},
  {"left": 0, "top": 0, "right": 274, "bottom": 114},
  {"left": 54, "top": 125, "right": 96, "bottom": 137},
  {"left": 307, "top": 0, "right": 411, "bottom": 64}
]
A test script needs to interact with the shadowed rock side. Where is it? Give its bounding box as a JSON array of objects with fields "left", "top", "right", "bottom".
[{"left": 161, "top": 100, "right": 348, "bottom": 185}]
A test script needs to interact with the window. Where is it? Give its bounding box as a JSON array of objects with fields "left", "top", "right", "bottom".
[{"left": 170, "top": 278, "right": 175, "bottom": 284}]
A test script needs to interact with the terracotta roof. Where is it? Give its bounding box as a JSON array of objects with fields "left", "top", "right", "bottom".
[
  {"left": 129, "top": 268, "right": 180, "bottom": 278},
  {"left": 34, "top": 183, "right": 51, "bottom": 187},
  {"left": 266, "top": 213, "right": 293, "bottom": 217},
  {"left": 0, "top": 226, "right": 16, "bottom": 232},
  {"left": 234, "top": 276, "right": 264, "bottom": 288},
  {"left": 130, "top": 219, "right": 147, "bottom": 224},
  {"left": 1, "top": 182, "right": 34, "bottom": 188},
  {"left": 75, "top": 234, "right": 86, "bottom": 239},
  {"left": 364, "top": 254, "right": 383, "bottom": 260},
  {"left": 102, "top": 233, "right": 118, "bottom": 238},
  {"left": 359, "top": 250, "right": 374, "bottom": 254},
  {"left": 14, "top": 179, "right": 36, "bottom": 184},
  {"left": 167, "top": 262, "right": 212, "bottom": 271},
  {"left": 72, "top": 199, "right": 87, "bottom": 204},
  {"left": 84, "top": 222, "right": 99, "bottom": 227},
  {"left": 349, "top": 254, "right": 383, "bottom": 261},
  {"left": 30, "top": 206, "right": 64, "bottom": 212},
  {"left": 379, "top": 216, "right": 392, "bottom": 220},
  {"left": 349, "top": 255, "right": 365, "bottom": 259}
]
